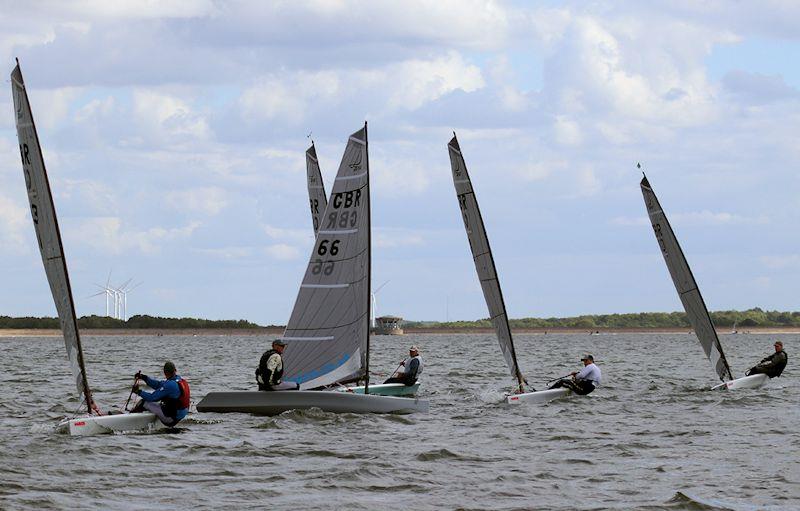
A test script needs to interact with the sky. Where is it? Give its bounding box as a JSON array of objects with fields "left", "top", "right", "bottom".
[{"left": 1, "top": 0, "right": 800, "bottom": 324}]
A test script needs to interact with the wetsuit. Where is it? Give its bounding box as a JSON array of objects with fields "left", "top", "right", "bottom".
[
  {"left": 747, "top": 350, "right": 788, "bottom": 378},
  {"left": 136, "top": 375, "right": 189, "bottom": 426}
]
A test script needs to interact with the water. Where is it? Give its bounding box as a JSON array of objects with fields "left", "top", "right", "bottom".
[{"left": 0, "top": 332, "right": 797, "bottom": 510}]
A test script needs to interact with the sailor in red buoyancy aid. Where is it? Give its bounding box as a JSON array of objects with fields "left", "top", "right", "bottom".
[{"left": 132, "top": 361, "right": 190, "bottom": 426}]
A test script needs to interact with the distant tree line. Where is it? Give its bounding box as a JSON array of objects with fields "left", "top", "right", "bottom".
[
  {"left": 0, "top": 314, "right": 265, "bottom": 329},
  {"left": 403, "top": 308, "right": 800, "bottom": 329}
]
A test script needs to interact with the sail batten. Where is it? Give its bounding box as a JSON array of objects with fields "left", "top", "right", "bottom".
[
  {"left": 640, "top": 174, "right": 734, "bottom": 381},
  {"left": 284, "top": 125, "right": 371, "bottom": 390},
  {"left": 11, "top": 62, "right": 94, "bottom": 412},
  {"left": 447, "top": 135, "right": 526, "bottom": 390}
]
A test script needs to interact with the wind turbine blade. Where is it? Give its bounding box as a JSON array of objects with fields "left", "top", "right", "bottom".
[{"left": 374, "top": 280, "right": 390, "bottom": 294}]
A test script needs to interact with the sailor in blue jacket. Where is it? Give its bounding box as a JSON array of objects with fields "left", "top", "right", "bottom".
[{"left": 131, "top": 361, "right": 190, "bottom": 426}]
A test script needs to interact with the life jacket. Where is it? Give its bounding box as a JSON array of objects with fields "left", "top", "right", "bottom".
[
  {"left": 177, "top": 377, "right": 191, "bottom": 409},
  {"left": 256, "top": 349, "right": 283, "bottom": 387},
  {"left": 161, "top": 375, "right": 189, "bottom": 419},
  {"left": 401, "top": 355, "right": 423, "bottom": 377}
]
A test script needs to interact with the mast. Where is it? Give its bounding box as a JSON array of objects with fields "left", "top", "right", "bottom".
[
  {"left": 12, "top": 60, "right": 94, "bottom": 413},
  {"left": 364, "top": 121, "right": 371, "bottom": 395},
  {"left": 448, "top": 133, "right": 526, "bottom": 392},
  {"left": 640, "top": 173, "right": 734, "bottom": 381}
]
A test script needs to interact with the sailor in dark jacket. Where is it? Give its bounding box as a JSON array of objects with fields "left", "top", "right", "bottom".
[
  {"left": 383, "top": 345, "right": 423, "bottom": 386},
  {"left": 256, "top": 339, "right": 298, "bottom": 390},
  {"left": 746, "top": 341, "right": 788, "bottom": 378}
]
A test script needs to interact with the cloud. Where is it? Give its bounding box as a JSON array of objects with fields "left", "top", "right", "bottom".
[
  {"left": 0, "top": 193, "right": 30, "bottom": 255},
  {"left": 760, "top": 255, "right": 800, "bottom": 269},
  {"left": 166, "top": 187, "right": 228, "bottom": 216},
  {"left": 722, "top": 70, "right": 800, "bottom": 104},
  {"left": 374, "top": 229, "right": 425, "bottom": 249},
  {"left": 613, "top": 210, "right": 769, "bottom": 226},
  {"left": 132, "top": 89, "right": 210, "bottom": 146},
  {"left": 238, "top": 51, "right": 485, "bottom": 124},
  {"left": 265, "top": 243, "right": 301, "bottom": 261},
  {"left": 68, "top": 217, "right": 200, "bottom": 255}
]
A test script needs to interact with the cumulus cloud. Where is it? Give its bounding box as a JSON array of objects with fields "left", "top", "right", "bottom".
[
  {"left": 265, "top": 243, "right": 301, "bottom": 261},
  {"left": 166, "top": 187, "right": 229, "bottom": 216},
  {"left": 67, "top": 217, "right": 200, "bottom": 255}
]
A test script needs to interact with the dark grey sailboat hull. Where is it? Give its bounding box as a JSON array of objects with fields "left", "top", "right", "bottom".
[{"left": 197, "top": 390, "right": 429, "bottom": 415}]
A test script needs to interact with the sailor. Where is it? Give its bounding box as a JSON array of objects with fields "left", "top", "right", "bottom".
[
  {"left": 746, "top": 341, "right": 788, "bottom": 378},
  {"left": 383, "top": 345, "right": 423, "bottom": 386},
  {"left": 549, "top": 354, "right": 601, "bottom": 395},
  {"left": 131, "top": 361, "right": 190, "bottom": 427},
  {"left": 256, "top": 339, "right": 298, "bottom": 391}
]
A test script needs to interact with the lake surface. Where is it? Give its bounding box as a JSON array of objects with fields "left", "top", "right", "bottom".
[{"left": 0, "top": 332, "right": 797, "bottom": 510}]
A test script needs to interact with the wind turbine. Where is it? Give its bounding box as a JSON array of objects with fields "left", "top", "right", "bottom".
[
  {"left": 371, "top": 280, "right": 390, "bottom": 328},
  {"left": 115, "top": 280, "right": 142, "bottom": 321}
]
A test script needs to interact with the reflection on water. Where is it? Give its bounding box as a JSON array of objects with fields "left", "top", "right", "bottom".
[{"left": 0, "top": 333, "right": 797, "bottom": 510}]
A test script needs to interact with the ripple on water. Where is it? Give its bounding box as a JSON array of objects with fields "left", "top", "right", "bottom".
[{"left": 0, "top": 333, "right": 797, "bottom": 510}]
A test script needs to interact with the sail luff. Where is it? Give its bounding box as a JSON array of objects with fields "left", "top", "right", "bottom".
[
  {"left": 448, "top": 134, "right": 526, "bottom": 390},
  {"left": 11, "top": 62, "right": 94, "bottom": 412},
  {"left": 363, "top": 122, "right": 371, "bottom": 395},
  {"left": 640, "top": 174, "right": 734, "bottom": 381},
  {"left": 306, "top": 142, "right": 328, "bottom": 236}
]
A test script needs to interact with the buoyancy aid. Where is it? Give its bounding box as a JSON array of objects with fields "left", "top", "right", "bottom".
[
  {"left": 256, "top": 349, "right": 284, "bottom": 387},
  {"left": 162, "top": 375, "right": 189, "bottom": 419},
  {"left": 401, "top": 355, "right": 423, "bottom": 377}
]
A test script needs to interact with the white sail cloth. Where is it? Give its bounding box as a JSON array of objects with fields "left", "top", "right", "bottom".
[
  {"left": 640, "top": 175, "right": 734, "bottom": 381},
  {"left": 12, "top": 63, "right": 93, "bottom": 409},
  {"left": 448, "top": 135, "right": 525, "bottom": 389},
  {"left": 282, "top": 126, "right": 371, "bottom": 390}
]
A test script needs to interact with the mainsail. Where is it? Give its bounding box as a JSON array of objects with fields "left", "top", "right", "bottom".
[
  {"left": 282, "top": 124, "right": 371, "bottom": 390},
  {"left": 306, "top": 142, "right": 328, "bottom": 236},
  {"left": 448, "top": 135, "right": 526, "bottom": 390},
  {"left": 640, "top": 174, "right": 734, "bottom": 381},
  {"left": 11, "top": 61, "right": 94, "bottom": 412}
]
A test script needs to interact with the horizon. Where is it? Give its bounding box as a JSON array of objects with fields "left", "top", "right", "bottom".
[{"left": 2, "top": 2, "right": 800, "bottom": 324}]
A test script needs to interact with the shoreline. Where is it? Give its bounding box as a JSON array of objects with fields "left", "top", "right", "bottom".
[{"left": 0, "top": 326, "right": 797, "bottom": 337}]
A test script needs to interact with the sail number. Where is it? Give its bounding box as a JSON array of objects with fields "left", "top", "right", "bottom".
[
  {"left": 311, "top": 259, "right": 335, "bottom": 275},
  {"left": 318, "top": 240, "right": 340, "bottom": 256}
]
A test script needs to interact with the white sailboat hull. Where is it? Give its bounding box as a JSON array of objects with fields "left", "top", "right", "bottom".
[
  {"left": 711, "top": 373, "right": 768, "bottom": 391},
  {"left": 506, "top": 388, "right": 572, "bottom": 405},
  {"left": 338, "top": 382, "right": 420, "bottom": 396},
  {"left": 56, "top": 412, "right": 161, "bottom": 436},
  {"left": 197, "top": 391, "right": 428, "bottom": 415}
]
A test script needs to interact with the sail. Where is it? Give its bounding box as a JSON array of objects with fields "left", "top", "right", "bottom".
[
  {"left": 306, "top": 143, "right": 328, "bottom": 236},
  {"left": 640, "top": 175, "right": 734, "bottom": 381},
  {"left": 282, "top": 125, "right": 371, "bottom": 390},
  {"left": 11, "top": 62, "right": 94, "bottom": 411},
  {"left": 448, "top": 135, "right": 525, "bottom": 389}
]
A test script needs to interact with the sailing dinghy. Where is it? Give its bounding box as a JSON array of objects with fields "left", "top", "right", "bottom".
[
  {"left": 640, "top": 174, "right": 766, "bottom": 390},
  {"left": 447, "top": 135, "right": 571, "bottom": 405},
  {"left": 197, "top": 125, "right": 428, "bottom": 415},
  {"left": 11, "top": 61, "right": 160, "bottom": 435},
  {"left": 304, "top": 142, "right": 420, "bottom": 398}
]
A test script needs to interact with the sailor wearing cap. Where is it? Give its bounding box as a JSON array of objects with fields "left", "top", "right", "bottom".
[
  {"left": 383, "top": 345, "right": 424, "bottom": 386},
  {"left": 745, "top": 340, "right": 788, "bottom": 378},
  {"left": 256, "top": 339, "right": 297, "bottom": 391},
  {"left": 549, "top": 354, "right": 601, "bottom": 395}
]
